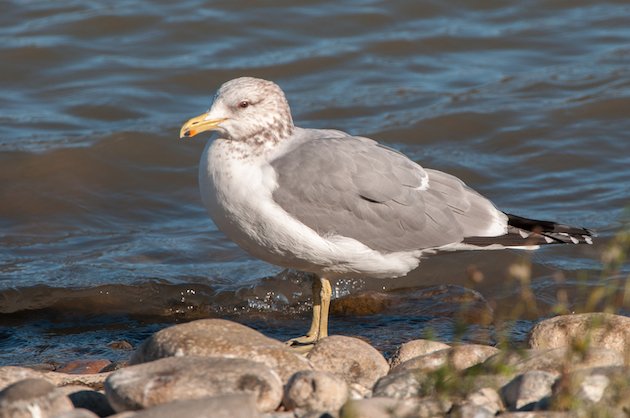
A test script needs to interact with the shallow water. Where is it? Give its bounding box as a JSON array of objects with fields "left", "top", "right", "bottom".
[{"left": 1, "top": 0, "right": 629, "bottom": 366}]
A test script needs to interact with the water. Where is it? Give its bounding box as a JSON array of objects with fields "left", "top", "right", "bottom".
[{"left": 1, "top": 0, "right": 629, "bottom": 366}]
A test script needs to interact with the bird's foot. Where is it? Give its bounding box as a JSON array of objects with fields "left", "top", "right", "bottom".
[{"left": 285, "top": 334, "right": 317, "bottom": 353}]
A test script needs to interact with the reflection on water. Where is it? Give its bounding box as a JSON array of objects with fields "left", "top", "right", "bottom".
[{"left": 1, "top": 0, "right": 629, "bottom": 365}]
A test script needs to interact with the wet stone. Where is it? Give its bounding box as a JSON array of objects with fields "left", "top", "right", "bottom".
[
  {"left": 501, "top": 370, "right": 559, "bottom": 411},
  {"left": 56, "top": 359, "right": 112, "bottom": 375},
  {"left": 130, "top": 318, "right": 311, "bottom": 383},
  {"left": 105, "top": 356, "right": 282, "bottom": 413},
  {"left": 389, "top": 339, "right": 450, "bottom": 368},
  {"left": 307, "top": 335, "right": 388, "bottom": 390},
  {"left": 283, "top": 370, "right": 348, "bottom": 413},
  {"left": 528, "top": 313, "right": 630, "bottom": 357},
  {"left": 0, "top": 378, "right": 74, "bottom": 418}
]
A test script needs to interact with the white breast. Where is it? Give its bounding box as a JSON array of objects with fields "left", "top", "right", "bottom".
[{"left": 198, "top": 138, "right": 423, "bottom": 279}]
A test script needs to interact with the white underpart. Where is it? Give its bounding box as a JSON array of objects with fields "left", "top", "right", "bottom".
[{"left": 200, "top": 138, "right": 424, "bottom": 279}]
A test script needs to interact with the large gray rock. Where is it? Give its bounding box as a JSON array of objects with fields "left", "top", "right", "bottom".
[
  {"left": 479, "top": 347, "right": 623, "bottom": 376},
  {"left": 389, "top": 339, "right": 450, "bottom": 368},
  {"left": 501, "top": 371, "right": 559, "bottom": 411},
  {"left": 120, "top": 394, "right": 259, "bottom": 418},
  {"left": 283, "top": 370, "right": 348, "bottom": 413},
  {"left": 340, "top": 397, "right": 451, "bottom": 418},
  {"left": 307, "top": 336, "right": 388, "bottom": 390},
  {"left": 0, "top": 367, "right": 46, "bottom": 391},
  {"left": 131, "top": 319, "right": 311, "bottom": 382},
  {"left": 0, "top": 378, "right": 74, "bottom": 418},
  {"left": 54, "top": 409, "right": 100, "bottom": 418},
  {"left": 528, "top": 313, "right": 630, "bottom": 357},
  {"left": 105, "top": 356, "right": 282, "bottom": 413},
  {"left": 390, "top": 344, "right": 499, "bottom": 374}
]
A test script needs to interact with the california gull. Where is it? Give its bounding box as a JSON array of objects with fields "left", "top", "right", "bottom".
[{"left": 180, "top": 77, "right": 593, "bottom": 347}]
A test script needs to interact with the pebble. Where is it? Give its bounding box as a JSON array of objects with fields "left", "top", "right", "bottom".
[
  {"left": 130, "top": 318, "right": 311, "bottom": 382},
  {"left": 105, "top": 356, "right": 282, "bottom": 413},
  {"left": 283, "top": 370, "right": 348, "bottom": 413},
  {"left": 550, "top": 366, "right": 630, "bottom": 413},
  {"left": 501, "top": 370, "right": 559, "bottom": 411},
  {"left": 0, "top": 378, "right": 74, "bottom": 418},
  {"left": 528, "top": 313, "right": 630, "bottom": 356},
  {"left": 340, "top": 396, "right": 452, "bottom": 418},
  {"left": 390, "top": 344, "right": 499, "bottom": 374},
  {"left": 389, "top": 339, "right": 450, "bottom": 368},
  {"left": 307, "top": 335, "right": 388, "bottom": 390},
  {"left": 56, "top": 384, "right": 115, "bottom": 416}
]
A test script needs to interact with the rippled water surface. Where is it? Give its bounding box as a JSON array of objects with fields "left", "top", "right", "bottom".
[{"left": 1, "top": 0, "right": 629, "bottom": 365}]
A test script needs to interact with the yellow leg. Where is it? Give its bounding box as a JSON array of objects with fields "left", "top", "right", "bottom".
[{"left": 286, "top": 277, "right": 332, "bottom": 347}]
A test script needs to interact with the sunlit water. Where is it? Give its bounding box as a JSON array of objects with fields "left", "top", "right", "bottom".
[{"left": 1, "top": 0, "right": 629, "bottom": 366}]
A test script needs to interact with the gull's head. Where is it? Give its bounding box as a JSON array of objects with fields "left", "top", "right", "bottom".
[{"left": 180, "top": 77, "right": 294, "bottom": 144}]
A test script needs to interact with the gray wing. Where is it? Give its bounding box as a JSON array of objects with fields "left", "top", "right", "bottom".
[{"left": 270, "top": 131, "right": 505, "bottom": 253}]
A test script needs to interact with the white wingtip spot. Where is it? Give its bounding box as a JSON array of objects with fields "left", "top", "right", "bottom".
[
  {"left": 518, "top": 229, "right": 530, "bottom": 239},
  {"left": 570, "top": 236, "right": 579, "bottom": 244},
  {"left": 544, "top": 236, "right": 554, "bottom": 244},
  {"left": 585, "top": 236, "right": 593, "bottom": 245}
]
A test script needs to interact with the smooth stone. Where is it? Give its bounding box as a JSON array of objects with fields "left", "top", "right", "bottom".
[
  {"left": 501, "top": 371, "right": 559, "bottom": 411},
  {"left": 56, "top": 359, "right": 112, "bottom": 374},
  {"left": 0, "top": 366, "right": 46, "bottom": 391},
  {"left": 479, "top": 347, "right": 623, "bottom": 376},
  {"left": 54, "top": 409, "right": 100, "bottom": 418},
  {"left": 528, "top": 313, "right": 630, "bottom": 356},
  {"left": 307, "top": 336, "right": 388, "bottom": 390},
  {"left": 105, "top": 356, "right": 282, "bottom": 413},
  {"left": 390, "top": 344, "right": 499, "bottom": 374},
  {"left": 56, "top": 385, "right": 115, "bottom": 417},
  {"left": 340, "top": 397, "right": 452, "bottom": 418},
  {"left": 120, "top": 394, "right": 259, "bottom": 418},
  {"left": 130, "top": 318, "right": 311, "bottom": 382},
  {"left": 389, "top": 339, "right": 450, "bottom": 368},
  {"left": 0, "top": 378, "right": 74, "bottom": 418},
  {"left": 372, "top": 369, "right": 436, "bottom": 399},
  {"left": 283, "top": 370, "right": 348, "bottom": 412},
  {"left": 550, "top": 366, "right": 630, "bottom": 412},
  {"left": 465, "top": 387, "right": 504, "bottom": 414}
]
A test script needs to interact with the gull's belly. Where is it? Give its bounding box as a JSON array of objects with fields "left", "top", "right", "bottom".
[{"left": 198, "top": 139, "right": 422, "bottom": 278}]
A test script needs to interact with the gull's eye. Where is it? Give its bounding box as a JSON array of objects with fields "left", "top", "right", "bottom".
[{"left": 238, "top": 100, "right": 249, "bottom": 109}]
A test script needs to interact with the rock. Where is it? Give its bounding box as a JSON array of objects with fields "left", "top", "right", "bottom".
[
  {"left": 498, "top": 413, "right": 573, "bottom": 417},
  {"left": 54, "top": 409, "right": 100, "bottom": 418},
  {"left": 283, "top": 370, "right": 348, "bottom": 412},
  {"left": 260, "top": 413, "right": 295, "bottom": 418},
  {"left": 0, "top": 366, "right": 46, "bottom": 391},
  {"left": 108, "top": 340, "right": 134, "bottom": 350},
  {"left": 390, "top": 344, "right": 499, "bottom": 374},
  {"left": 340, "top": 396, "right": 452, "bottom": 418},
  {"left": 450, "top": 403, "right": 494, "bottom": 418},
  {"left": 550, "top": 366, "right": 630, "bottom": 413},
  {"left": 465, "top": 387, "right": 504, "bottom": 414},
  {"left": 44, "top": 370, "right": 112, "bottom": 390},
  {"left": 307, "top": 336, "right": 388, "bottom": 390},
  {"left": 105, "top": 356, "right": 282, "bottom": 413},
  {"left": 479, "top": 347, "right": 623, "bottom": 376},
  {"left": 56, "top": 359, "right": 112, "bottom": 374},
  {"left": 131, "top": 318, "right": 311, "bottom": 382},
  {"left": 528, "top": 313, "right": 630, "bottom": 357},
  {"left": 56, "top": 385, "right": 115, "bottom": 416},
  {"left": 372, "top": 369, "right": 437, "bottom": 399},
  {"left": 501, "top": 371, "right": 559, "bottom": 411},
  {"left": 389, "top": 339, "right": 450, "bottom": 368},
  {"left": 348, "top": 383, "right": 371, "bottom": 400},
  {"left": 0, "top": 378, "right": 74, "bottom": 418},
  {"left": 119, "top": 394, "right": 259, "bottom": 418}
]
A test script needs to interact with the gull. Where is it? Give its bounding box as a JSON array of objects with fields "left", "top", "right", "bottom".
[{"left": 180, "top": 77, "right": 593, "bottom": 347}]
